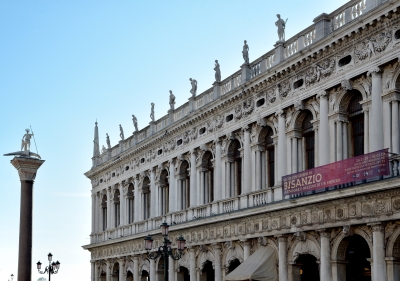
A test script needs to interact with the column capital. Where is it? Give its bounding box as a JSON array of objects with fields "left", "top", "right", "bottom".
[
  {"left": 317, "top": 229, "right": 331, "bottom": 238},
  {"left": 275, "top": 108, "right": 284, "bottom": 117},
  {"left": 212, "top": 243, "right": 222, "bottom": 250},
  {"left": 275, "top": 234, "right": 288, "bottom": 242},
  {"left": 369, "top": 222, "right": 384, "bottom": 232},
  {"left": 368, "top": 67, "right": 382, "bottom": 78},
  {"left": 317, "top": 90, "right": 328, "bottom": 99},
  {"left": 133, "top": 255, "right": 139, "bottom": 261},
  {"left": 10, "top": 157, "right": 45, "bottom": 181}
]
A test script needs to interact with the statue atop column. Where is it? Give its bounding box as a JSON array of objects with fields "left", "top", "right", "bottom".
[
  {"left": 106, "top": 133, "right": 111, "bottom": 149},
  {"left": 214, "top": 60, "right": 221, "bottom": 82},
  {"left": 275, "top": 14, "right": 288, "bottom": 42},
  {"left": 169, "top": 91, "right": 175, "bottom": 110},
  {"left": 132, "top": 115, "right": 138, "bottom": 132},
  {"left": 242, "top": 40, "right": 249, "bottom": 64},
  {"left": 21, "top": 129, "right": 34, "bottom": 151},
  {"left": 119, "top": 124, "right": 125, "bottom": 140},
  {"left": 189, "top": 78, "right": 197, "bottom": 97},
  {"left": 150, "top": 103, "right": 155, "bottom": 122}
]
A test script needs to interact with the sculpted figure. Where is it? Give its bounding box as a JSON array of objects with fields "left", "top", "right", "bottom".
[
  {"left": 242, "top": 40, "right": 249, "bottom": 64},
  {"left": 101, "top": 145, "right": 106, "bottom": 153},
  {"left": 275, "top": 14, "right": 288, "bottom": 42},
  {"left": 21, "top": 129, "right": 34, "bottom": 151},
  {"left": 106, "top": 133, "right": 111, "bottom": 149},
  {"left": 189, "top": 78, "right": 197, "bottom": 97},
  {"left": 169, "top": 91, "right": 175, "bottom": 110},
  {"left": 150, "top": 103, "right": 155, "bottom": 122},
  {"left": 119, "top": 124, "right": 124, "bottom": 140},
  {"left": 132, "top": 115, "right": 138, "bottom": 132},
  {"left": 214, "top": 60, "right": 221, "bottom": 82}
]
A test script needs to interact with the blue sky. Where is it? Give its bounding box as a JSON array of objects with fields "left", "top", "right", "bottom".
[{"left": 0, "top": 1, "right": 348, "bottom": 280}]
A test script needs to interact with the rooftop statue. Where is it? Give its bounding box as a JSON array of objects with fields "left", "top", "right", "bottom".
[
  {"left": 132, "top": 115, "right": 138, "bottom": 132},
  {"left": 169, "top": 91, "right": 175, "bottom": 110},
  {"left": 150, "top": 103, "right": 155, "bottom": 122},
  {"left": 119, "top": 124, "right": 125, "bottom": 140},
  {"left": 3, "top": 128, "right": 41, "bottom": 159},
  {"left": 189, "top": 78, "right": 197, "bottom": 97},
  {"left": 214, "top": 60, "right": 221, "bottom": 82},
  {"left": 101, "top": 145, "right": 106, "bottom": 153},
  {"left": 242, "top": 40, "right": 249, "bottom": 64},
  {"left": 275, "top": 14, "right": 288, "bottom": 42},
  {"left": 106, "top": 133, "right": 111, "bottom": 149}
]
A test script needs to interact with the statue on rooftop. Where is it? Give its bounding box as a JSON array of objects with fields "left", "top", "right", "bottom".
[
  {"left": 132, "top": 115, "right": 138, "bottom": 132},
  {"left": 119, "top": 124, "right": 124, "bottom": 140},
  {"left": 150, "top": 103, "right": 155, "bottom": 122},
  {"left": 106, "top": 133, "right": 111, "bottom": 149},
  {"left": 242, "top": 40, "right": 249, "bottom": 64},
  {"left": 101, "top": 145, "right": 106, "bottom": 153},
  {"left": 169, "top": 91, "right": 175, "bottom": 110},
  {"left": 189, "top": 78, "right": 197, "bottom": 97},
  {"left": 214, "top": 60, "right": 221, "bottom": 82},
  {"left": 275, "top": 14, "right": 288, "bottom": 42}
]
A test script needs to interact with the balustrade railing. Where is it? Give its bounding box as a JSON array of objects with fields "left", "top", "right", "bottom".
[
  {"left": 222, "top": 199, "right": 235, "bottom": 213},
  {"left": 251, "top": 61, "right": 261, "bottom": 79},
  {"left": 285, "top": 40, "right": 298, "bottom": 58},
  {"left": 173, "top": 212, "right": 186, "bottom": 224},
  {"left": 196, "top": 206, "right": 207, "bottom": 218},
  {"left": 251, "top": 190, "right": 269, "bottom": 207},
  {"left": 332, "top": 10, "right": 346, "bottom": 30},
  {"left": 351, "top": 0, "right": 366, "bottom": 20},
  {"left": 222, "top": 80, "right": 232, "bottom": 95},
  {"left": 233, "top": 74, "right": 241, "bottom": 88},
  {"left": 266, "top": 54, "right": 275, "bottom": 69},
  {"left": 304, "top": 30, "right": 315, "bottom": 47}
]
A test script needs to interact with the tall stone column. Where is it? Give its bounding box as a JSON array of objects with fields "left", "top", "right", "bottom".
[
  {"left": 107, "top": 187, "right": 112, "bottom": 229},
  {"left": 318, "top": 91, "right": 330, "bottom": 165},
  {"left": 9, "top": 157, "right": 44, "bottom": 281},
  {"left": 119, "top": 260, "right": 125, "bottom": 281},
  {"left": 243, "top": 240, "right": 251, "bottom": 260},
  {"left": 276, "top": 109, "right": 287, "bottom": 185},
  {"left": 106, "top": 260, "right": 111, "bottom": 281},
  {"left": 278, "top": 236, "right": 288, "bottom": 281},
  {"left": 150, "top": 168, "right": 156, "bottom": 218},
  {"left": 190, "top": 150, "right": 197, "bottom": 207},
  {"left": 319, "top": 230, "right": 332, "bottom": 281},
  {"left": 119, "top": 183, "right": 126, "bottom": 226},
  {"left": 336, "top": 121, "right": 343, "bottom": 161},
  {"left": 169, "top": 158, "right": 176, "bottom": 213},
  {"left": 189, "top": 248, "right": 197, "bottom": 281},
  {"left": 133, "top": 256, "right": 139, "bottom": 281},
  {"left": 213, "top": 244, "right": 222, "bottom": 281},
  {"left": 363, "top": 107, "right": 370, "bottom": 154},
  {"left": 134, "top": 176, "right": 140, "bottom": 222},
  {"left": 92, "top": 193, "right": 96, "bottom": 234},
  {"left": 214, "top": 139, "right": 222, "bottom": 201},
  {"left": 94, "top": 261, "right": 99, "bottom": 281},
  {"left": 392, "top": 100, "right": 399, "bottom": 154},
  {"left": 150, "top": 258, "right": 156, "bottom": 281},
  {"left": 371, "top": 223, "right": 387, "bottom": 281},
  {"left": 370, "top": 67, "right": 384, "bottom": 152},
  {"left": 91, "top": 261, "right": 95, "bottom": 281},
  {"left": 243, "top": 126, "right": 252, "bottom": 193},
  {"left": 169, "top": 256, "right": 175, "bottom": 281}
]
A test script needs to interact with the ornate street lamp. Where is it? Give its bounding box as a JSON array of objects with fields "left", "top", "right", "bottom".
[
  {"left": 8, "top": 274, "right": 14, "bottom": 281},
  {"left": 144, "top": 222, "right": 186, "bottom": 281},
  {"left": 36, "top": 253, "right": 61, "bottom": 281}
]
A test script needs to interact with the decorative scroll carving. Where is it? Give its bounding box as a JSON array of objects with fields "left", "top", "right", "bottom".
[
  {"left": 305, "top": 58, "right": 335, "bottom": 88},
  {"left": 354, "top": 31, "right": 392, "bottom": 61}
]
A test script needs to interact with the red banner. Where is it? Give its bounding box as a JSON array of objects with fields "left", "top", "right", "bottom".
[{"left": 282, "top": 149, "right": 390, "bottom": 197}]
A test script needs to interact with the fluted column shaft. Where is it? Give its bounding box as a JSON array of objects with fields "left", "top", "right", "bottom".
[
  {"left": 370, "top": 68, "right": 384, "bottom": 151},
  {"left": 318, "top": 91, "right": 330, "bottom": 165}
]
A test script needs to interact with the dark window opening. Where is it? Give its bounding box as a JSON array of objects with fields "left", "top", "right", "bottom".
[
  {"left": 158, "top": 149, "right": 163, "bottom": 155},
  {"left": 112, "top": 172, "right": 115, "bottom": 177},
  {"left": 177, "top": 139, "right": 183, "bottom": 146},
  {"left": 349, "top": 94, "right": 364, "bottom": 157},
  {"left": 294, "top": 79, "right": 304, "bottom": 89},
  {"left": 226, "top": 114, "right": 233, "bottom": 122},
  {"left": 199, "top": 127, "right": 206, "bottom": 135},
  {"left": 339, "top": 55, "right": 352, "bottom": 67},
  {"left": 302, "top": 112, "right": 315, "bottom": 170},
  {"left": 125, "top": 166, "right": 129, "bottom": 171},
  {"left": 256, "top": 98, "right": 265, "bottom": 107},
  {"left": 395, "top": 29, "right": 400, "bottom": 40},
  {"left": 140, "top": 158, "right": 145, "bottom": 163}
]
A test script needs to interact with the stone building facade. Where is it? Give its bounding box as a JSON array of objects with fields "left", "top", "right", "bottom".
[{"left": 83, "top": 0, "right": 400, "bottom": 280}]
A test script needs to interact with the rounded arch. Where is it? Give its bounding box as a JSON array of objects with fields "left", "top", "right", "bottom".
[
  {"left": 142, "top": 176, "right": 150, "bottom": 191},
  {"left": 160, "top": 169, "right": 169, "bottom": 186},
  {"left": 331, "top": 228, "right": 372, "bottom": 260},
  {"left": 179, "top": 160, "right": 190, "bottom": 177},
  {"left": 222, "top": 243, "right": 244, "bottom": 270},
  {"left": 293, "top": 109, "right": 316, "bottom": 131},
  {"left": 227, "top": 139, "right": 241, "bottom": 162},
  {"left": 257, "top": 126, "right": 274, "bottom": 144},
  {"left": 288, "top": 234, "right": 321, "bottom": 263},
  {"left": 140, "top": 258, "right": 150, "bottom": 274},
  {"left": 176, "top": 249, "right": 190, "bottom": 271},
  {"left": 197, "top": 250, "right": 215, "bottom": 272},
  {"left": 385, "top": 223, "right": 400, "bottom": 257},
  {"left": 389, "top": 63, "right": 400, "bottom": 90},
  {"left": 202, "top": 151, "right": 214, "bottom": 169},
  {"left": 337, "top": 89, "right": 365, "bottom": 112}
]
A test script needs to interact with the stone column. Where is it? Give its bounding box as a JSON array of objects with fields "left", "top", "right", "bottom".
[
  {"left": 92, "top": 193, "right": 96, "bottom": 234},
  {"left": 94, "top": 261, "right": 99, "bottom": 281},
  {"left": 292, "top": 137, "right": 298, "bottom": 173},
  {"left": 243, "top": 240, "right": 251, "bottom": 260},
  {"left": 392, "top": 101, "right": 399, "bottom": 154},
  {"left": 150, "top": 258, "right": 156, "bottom": 281},
  {"left": 91, "top": 261, "right": 95, "bottom": 281},
  {"left": 336, "top": 121, "right": 343, "bottom": 161},
  {"left": 319, "top": 230, "right": 332, "bottom": 281},
  {"left": 119, "top": 184, "right": 126, "bottom": 226},
  {"left": 134, "top": 176, "right": 140, "bottom": 222},
  {"left": 371, "top": 223, "right": 387, "bottom": 281},
  {"left": 370, "top": 67, "right": 384, "bottom": 152},
  {"left": 255, "top": 150, "right": 262, "bottom": 191},
  {"left": 190, "top": 150, "right": 197, "bottom": 207},
  {"left": 214, "top": 139, "right": 222, "bottom": 201},
  {"left": 214, "top": 244, "right": 222, "bottom": 281},
  {"left": 107, "top": 187, "right": 112, "bottom": 229},
  {"left": 9, "top": 156, "right": 44, "bottom": 281},
  {"left": 169, "top": 158, "right": 176, "bottom": 213},
  {"left": 243, "top": 126, "right": 252, "bottom": 193},
  {"left": 133, "top": 256, "right": 139, "bottom": 281},
  {"left": 318, "top": 91, "right": 330, "bottom": 165},
  {"left": 169, "top": 256, "right": 175, "bottom": 281},
  {"left": 119, "top": 260, "right": 125, "bottom": 281},
  {"left": 189, "top": 248, "right": 197, "bottom": 281},
  {"left": 364, "top": 108, "right": 370, "bottom": 154},
  {"left": 150, "top": 168, "right": 156, "bottom": 218},
  {"left": 106, "top": 260, "right": 111, "bottom": 281},
  {"left": 278, "top": 236, "right": 288, "bottom": 281},
  {"left": 383, "top": 98, "right": 391, "bottom": 151},
  {"left": 276, "top": 109, "right": 287, "bottom": 185}
]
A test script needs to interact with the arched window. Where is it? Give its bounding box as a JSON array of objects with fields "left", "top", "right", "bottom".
[
  {"left": 127, "top": 184, "right": 134, "bottom": 224},
  {"left": 265, "top": 128, "right": 275, "bottom": 187},
  {"left": 200, "top": 261, "right": 215, "bottom": 281},
  {"left": 142, "top": 177, "right": 151, "bottom": 220},
  {"left": 101, "top": 194, "right": 107, "bottom": 231},
  {"left": 348, "top": 93, "right": 364, "bottom": 157},
  {"left": 302, "top": 111, "right": 315, "bottom": 170},
  {"left": 201, "top": 151, "right": 214, "bottom": 204},
  {"left": 159, "top": 169, "right": 169, "bottom": 215},
  {"left": 179, "top": 161, "right": 190, "bottom": 210},
  {"left": 228, "top": 139, "right": 242, "bottom": 197},
  {"left": 114, "top": 189, "right": 120, "bottom": 227},
  {"left": 293, "top": 254, "right": 319, "bottom": 281}
]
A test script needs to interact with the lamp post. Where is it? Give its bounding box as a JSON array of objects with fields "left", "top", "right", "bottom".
[
  {"left": 8, "top": 274, "right": 14, "bottom": 281},
  {"left": 144, "top": 222, "right": 186, "bottom": 281},
  {"left": 36, "top": 253, "right": 61, "bottom": 281}
]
